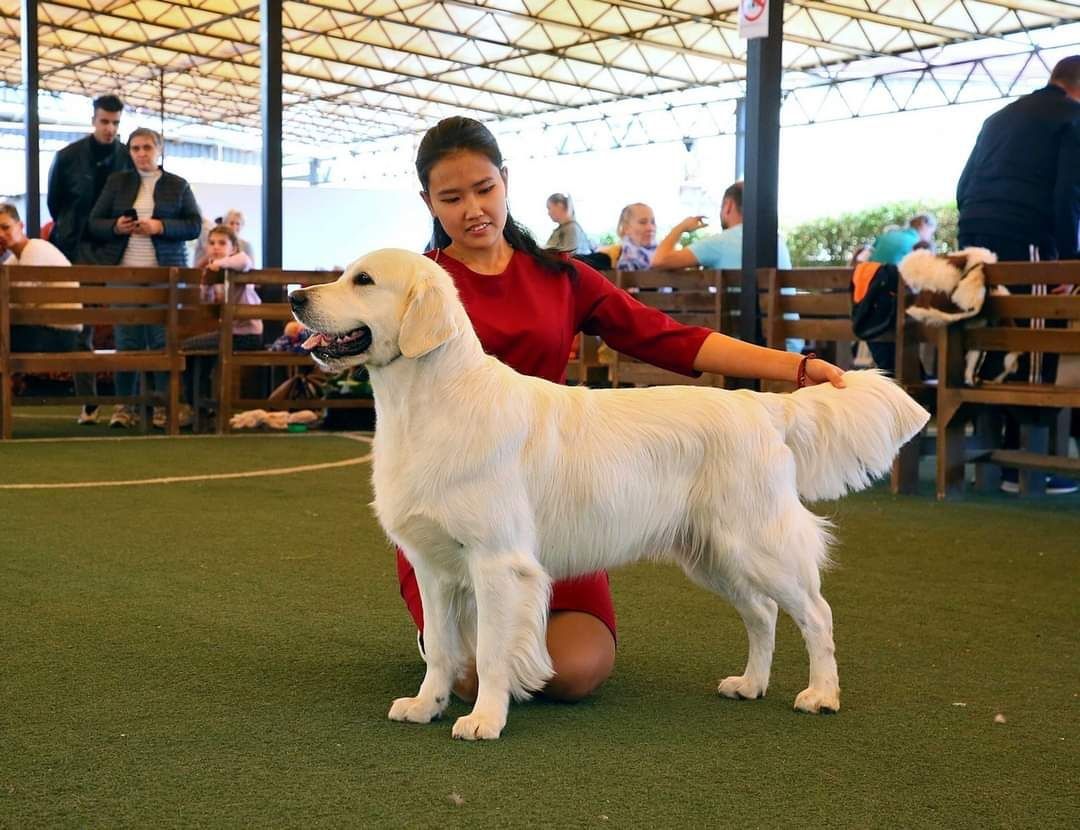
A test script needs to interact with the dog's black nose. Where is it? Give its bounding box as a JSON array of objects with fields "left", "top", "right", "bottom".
[{"left": 289, "top": 290, "right": 307, "bottom": 311}]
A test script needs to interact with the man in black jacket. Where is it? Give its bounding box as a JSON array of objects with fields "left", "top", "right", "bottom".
[
  {"left": 958, "top": 55, "right": 1079, "bottom": 261},
  {"left": 956, "top": 55, "right": 1080, "bottom": 494},
  {"left": 45, "top": 94, "right": 132, "bottom": 425},
  {"left": 47, "top": 95, "right": 133, "bottom": 265}
]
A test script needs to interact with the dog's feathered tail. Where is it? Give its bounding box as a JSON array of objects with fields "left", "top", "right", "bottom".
[{"left": 764, "top": 370, "right": 930, "bottom": 502}]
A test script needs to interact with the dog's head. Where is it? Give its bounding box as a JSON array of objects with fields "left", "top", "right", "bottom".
[{"left": 289, "top": 249, "right": 465, "bottom": 372}]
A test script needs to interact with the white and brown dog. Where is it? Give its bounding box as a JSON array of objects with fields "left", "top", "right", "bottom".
[{"left": 290, "top": 249, "right": 929, "bottom": 741}]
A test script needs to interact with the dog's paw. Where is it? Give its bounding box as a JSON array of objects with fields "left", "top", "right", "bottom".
[
  {"left": 717, "top": 675, "right": 767, "bottom": 700},
  {"left": 451, "top": 712, "right": 505, "bottom": 741},
  {"left": 793, "top": 686, "right": 840, "bottom": 714},
  {"left": 388, "top": 695, "right": 446, "bottom": 724}
]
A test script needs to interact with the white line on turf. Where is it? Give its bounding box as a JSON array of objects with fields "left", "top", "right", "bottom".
[
  {"left": 0, "top": 453, "right": 372, "bottom": 490},
  {"left": 2, "top": 431, "right": 374, "bottom": 445}
]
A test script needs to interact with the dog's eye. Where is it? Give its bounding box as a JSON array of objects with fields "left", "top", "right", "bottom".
[{"left": 353, "top": 271, "right": 374, "bottom": 287}]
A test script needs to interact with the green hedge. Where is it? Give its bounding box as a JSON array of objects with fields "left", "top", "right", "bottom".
[{"left": 785, "top": 201, "right": 958, "bottom": 267}]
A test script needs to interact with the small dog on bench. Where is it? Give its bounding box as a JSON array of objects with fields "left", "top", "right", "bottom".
[{"left": 290, "top": 249, "right": 929, "bottom": 740}]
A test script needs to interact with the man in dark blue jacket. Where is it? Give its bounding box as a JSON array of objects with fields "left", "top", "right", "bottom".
[
  {"left": 956, "top": 55, "right": 1080, "bottom": 495},
  {"left": 47, "top": 95, "right": 133, "bottom": 265},
  {"left": 958, "top": 56, "right": 1080, "bottom": 262}
]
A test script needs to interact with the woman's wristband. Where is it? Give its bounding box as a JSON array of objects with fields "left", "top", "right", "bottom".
[{"left": 796, "top": 352, "right": 816, "bottom": 388}]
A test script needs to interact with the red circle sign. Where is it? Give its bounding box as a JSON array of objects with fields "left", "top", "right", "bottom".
[{"left": 744, "top": 0, "right": 766, "bottom": 23}]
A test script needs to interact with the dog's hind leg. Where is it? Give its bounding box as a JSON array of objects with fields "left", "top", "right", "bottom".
[
  {"left": 388, "top": 560, "right": 462, "bottom": 725},
  {"left": 679, "top": 561, "right": 778, "bottom": 701},
  {"left": 452, "top": 550, "right": 553, "bottom": 741},
  {"left": 743, "top": 510, "right": 840, "bottom": 714}
]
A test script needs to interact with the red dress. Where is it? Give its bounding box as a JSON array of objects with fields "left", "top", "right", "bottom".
[{"left": 397, "top": 249, "right": 713, "bottom": 637}]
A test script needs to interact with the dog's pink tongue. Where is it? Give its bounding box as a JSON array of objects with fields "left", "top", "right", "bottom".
[{"left": 302, "top": 332, "right": 328, "bottom": 350}]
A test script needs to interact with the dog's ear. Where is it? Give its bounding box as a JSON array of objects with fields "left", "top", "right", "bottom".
[{"left": 399, "top": 279, "right": 460, "bottom": 358}]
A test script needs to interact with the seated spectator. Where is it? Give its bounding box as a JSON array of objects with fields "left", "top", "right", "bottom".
[
  {"left": 652, "top": 181, "right": 792, "bottom": 271},
  {"left": 850, "top": 244, "right": 876, "bottom": 369},
  {"left": 653, "top": 182, "right": 798, "bottom": 350},
  {"left": 598, "top": 203, "right": 658, "bottom": 271},
  {"left": 0, "top": 202, "right": 98, "bottom": 423},
  {"left": 870, "top": 214, "right": 936, "bottom": 264},
  {"left": 86, "top": 126, "right": 202, "bottom": 428},
  {"left": 544, "top": 193, "right": 593, "bottom": 255},
  {"left": 850, "top": 244, "right": 872, "bottom": 266},
  {"left": 179, "top": 224, "right": 261, "bottom": 427}
]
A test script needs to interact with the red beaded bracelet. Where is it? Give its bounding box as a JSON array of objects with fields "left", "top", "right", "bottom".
[{"left": 796, "top": 352, "right": 817, "bottom": 388}]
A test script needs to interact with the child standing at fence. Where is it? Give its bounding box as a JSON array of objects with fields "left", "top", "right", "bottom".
[{"left": 178, "top": 224, "right": 260, "bottom": 427}]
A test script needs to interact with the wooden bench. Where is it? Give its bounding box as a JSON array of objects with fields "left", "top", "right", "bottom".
[
  {"left": 934, "top": 260, "right": 1080, "bottom": 498},
  {"left": 760, "top": 267, "right": 855, "bottom": 389},
  {"left": 0, "top": 264, "right": 213, "bottom": 438},
  {"left": 887, "top": 274, "right": 941, "bottom": 494},
  {"left": 757, "top": 266, "right": 942, "bottom": 493},
  {"left": 607, "top": 268, "right": 728, "bottom": 388},
  {"left": 208, "top": 269, "right": 377, "bottom": 433}
]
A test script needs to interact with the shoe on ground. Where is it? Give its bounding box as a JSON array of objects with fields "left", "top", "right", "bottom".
[
  {"left": 76, "top": 406, "right": 99, "bottom": 425},
  {"left": 1046, "top": 475, "right": 1078, "bottom": 495},
  {"left": 999, "top": 468, "right": 1078, "bottom": 495},
  {"left": 152, "top": 405, "right": 194, "bottom": 429},
  {"left": 109, "top": 406, "right": 137, "bottom": 429}
]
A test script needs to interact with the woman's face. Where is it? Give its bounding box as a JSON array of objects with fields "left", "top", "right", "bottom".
[
  {"left": 225, "top": 214, "right": 244, "bottom": 236},
  {"left": 422, "top": 150, "right": 508, "bottom": 253},
  {"left": 206, "top": 232, "right": 235, "bottom": 260},
  {"left": 129, "top": 136, "right": 160, "bottom": 173},
  {"left": 625, "top": 206, "right": 656, "bottom": 246}
]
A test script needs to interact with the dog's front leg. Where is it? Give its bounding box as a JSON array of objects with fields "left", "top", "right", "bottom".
[
  {"left": 388, "top": 560, "right": 460, "bottom": 724},
  {"left": 452, "top": 551, "right": 553, "bottom": 741}
]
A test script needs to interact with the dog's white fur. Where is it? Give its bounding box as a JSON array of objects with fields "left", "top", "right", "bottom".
[{"left": 291, "top": 249, "right": 930, "bottom": 741}]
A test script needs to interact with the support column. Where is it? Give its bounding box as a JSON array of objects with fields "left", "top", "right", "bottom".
[
  {"left": 739, "top": 0, "right": 785, "bottom": 351},
  {"left": 734, "top": 97, "right": 746, "bottom": 181},
  {"left": 261, "top": 0, "right": 283, "bottom": 268},
  {"left": 21, "top": 0, "right": 41, "bottom": 236}
]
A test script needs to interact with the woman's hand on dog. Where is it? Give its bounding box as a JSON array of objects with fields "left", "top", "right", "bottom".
[{"left": 805, "top": 358, "right": 846, "bottom": 388}]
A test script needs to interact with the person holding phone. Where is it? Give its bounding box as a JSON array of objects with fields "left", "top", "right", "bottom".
[
  {"left": 87, "top": 127, "right": 202, "bottom": 428},
  {"left": 651, "top": 181, "right": 792, "bottom": 272},
  {"left": 652, "top": 182, "right": 801, "bottom": 352}
]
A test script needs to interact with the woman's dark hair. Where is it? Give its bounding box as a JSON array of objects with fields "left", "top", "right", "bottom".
[{"left": 416, "top": 117, "right": 575, "bottom": 278}]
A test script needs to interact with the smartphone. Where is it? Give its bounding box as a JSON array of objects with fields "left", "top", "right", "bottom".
[{"left": 121, "top": 209, "right": 138, "bottom": 221}]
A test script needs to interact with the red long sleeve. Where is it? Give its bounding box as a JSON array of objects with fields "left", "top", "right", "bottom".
[
  {"left": 399, "top": 249, "right": 712, "bottom": 635},
  {"left": 426, "top": 249, "right": 712, "bottom": 382}
]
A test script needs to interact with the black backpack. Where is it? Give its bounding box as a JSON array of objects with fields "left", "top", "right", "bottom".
[{"left": 850, "top": 261, "right": 899, "bottom": 340}]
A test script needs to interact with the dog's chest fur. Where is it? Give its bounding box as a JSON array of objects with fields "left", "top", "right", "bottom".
[{"left": 371, "top": 434, "right": 490, "bottom": 583}]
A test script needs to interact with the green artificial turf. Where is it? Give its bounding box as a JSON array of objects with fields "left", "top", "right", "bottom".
[{"left": 1, "top": 432, "right": 1077, "bottom": 828}]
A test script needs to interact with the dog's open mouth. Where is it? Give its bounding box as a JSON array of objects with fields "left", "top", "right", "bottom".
[{"left": 302, "top": 326, "right": 372, "bottom": 359}]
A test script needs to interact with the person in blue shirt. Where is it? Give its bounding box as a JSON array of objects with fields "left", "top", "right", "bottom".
[
  {"left": 652, "top": 181, "right": 792, "bottom": 271},
  {"left": 653, "top": 181, "right": 800, "bottom": 350},
  {"left": 870, "top": 214, "right": 936, "bottom": 265}
]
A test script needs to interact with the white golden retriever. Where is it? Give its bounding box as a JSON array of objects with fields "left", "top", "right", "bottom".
[{"left": 290, "top": 249, "right": 929, "bottom": 741}]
